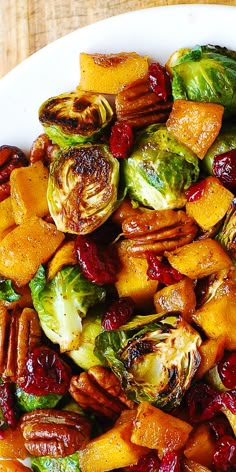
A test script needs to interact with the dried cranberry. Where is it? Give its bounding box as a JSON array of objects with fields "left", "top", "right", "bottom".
[
  {"left": 213, "top": 435, "right": 236, "bottom": 471},
  {"left": 126, "top": 451, "right": 160, "bottom": 471},
  {"left": 148, "top": 62, "right": 172, "bottom": 102},
  {"left": 0, "top": 382, "right": 17, "bottom": 429},
  {"left": 218, "top": 351, "right": 236, "bottom": 390},
  {"left": 159, "top": 451, "right": 181, "bottom": 472},
  {"left": 185, "top": 180, "right": 207, "bottom": 202},
  {"left": 75, "top": 235, "right": 119, "bottom": 284},
  {"left": 109, "top": 122, "right": 134, "bottom": 159},
  {"left": 146, "top": 252, "right": 184, "bottom": 285},
  {"left": 0, "top": 145, "right": 28, "bottom": 184},
  {"left": 186, "top": 382, "right": 217, "bottom": 422},
  {"left": 213, "top": 149, "right": 236, "bottom": 193},
  {"left": 102, "top": 296, "right": 135, "bottom": 330},
  {"left": 18, "top": 346, "right": 71, "bottom": 396},
  {"left": 210, "top": 415, "right": 234, "bottom": 441}
]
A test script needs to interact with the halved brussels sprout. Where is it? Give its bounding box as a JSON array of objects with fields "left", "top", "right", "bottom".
[
  {"left": 122, "top": 124, "right": 199, "bottom": 210},
  {"left": 95, "top": 312, "right": 201, "bottom": 410},
  {"left": 39, "top": 90, "right": 113, "bottom": 147},
  {"left": 47, "top": 144, "right": 120, "bottom": 234},
  {"left": 216, "top": 199, "right": 236, "bottom": 264}
]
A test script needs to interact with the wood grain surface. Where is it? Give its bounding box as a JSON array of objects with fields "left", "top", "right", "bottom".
[{"left": 0, "top": 0, "right": 235, "bottom": 78}]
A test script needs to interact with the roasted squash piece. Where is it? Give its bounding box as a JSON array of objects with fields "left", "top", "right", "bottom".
[
  {"left": 184, "top": 423, "right": 216, "bottom": 468},
  {"left": 182, "top": 458, "right": 212, "bottom": 472},
  {"left": 79, "top": 52, "right": 149, "bottom": 94},
  {"left": 186, "top": 176, "right": 233, "bottom": 230},
  {"left": 154, "top": 277, "right": 196, "bottom": 322},
  {"left": 10, "top": 160, "right": 49, "bottom": 224},
  {"left": 0, "top": 197, "right": 16, "bottom": 241},
  {"left": 131, "top": 401, "right": 192, "bottom": 459},
  {"left": 0, "top": 460, "right": 32, "bottom": 471},
  {"left": 0, "top": 216, "right": 64, "bottom": 286},
  {"left": 78, "top": 417, "right": 148, "bottom": 472},
  {"left": 166, "top": 238, "right": 232, "bottom": 279},
  {"left": 166, "top": 99, "right": 224, "bottom": 159},
  {"left": 47, "top": 240, "right": 77, "bottom": 281},
  {"left": 195, "top": 336, "right": 225, "bottom": 379},
  {"left": 115, "top": 240, "right": 158, "bottom": 310},
  {"left": 0, "top": 424, "right": 28, "bottom": 459}
]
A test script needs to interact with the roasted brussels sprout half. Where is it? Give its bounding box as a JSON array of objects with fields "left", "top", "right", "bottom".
[
  {"left": 29, "top": 265, "right": 106, "bottom": 353},
  {"left": 216, "top": 199, "right": 236, "bottom": 264},
  {"left": 39, "top": 90, "right": 113, "bottom": 147},
  {"left": 47, "top": 144, "right": 121, "bottom": 234},
  {"left": 202, "top": 124, "right": 236, "bottom": 175},
  {"left": 168, "top": 45, "right": 236, "bottom": 116},
  {"left": 15, "top": 386, "right": 62, "bottom": 412},
  {"left": 95, "top": 312, "right": 201, "bottom": 410},
  {"left": 122, "top": 124, "right": 199, "bottom": 210}
]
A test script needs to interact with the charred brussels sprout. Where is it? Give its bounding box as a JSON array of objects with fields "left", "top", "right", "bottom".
[
  {"left": 168, "top": 45, "right": 236, "bottom": 116},
  {"left": 216, "top": 199, "right": 236, "bottom": 264},
  {"left": 95, "top": 312, "right": 201, "bottom": 410},
  {"left": 47, "top": 144, "right": 120, "bottom": 234},
  {"left": 39, "top": 90, "right": 113, "bottom": 147},
  {"left": 123, "top": 124, "right": 199, "bottom": 210}
]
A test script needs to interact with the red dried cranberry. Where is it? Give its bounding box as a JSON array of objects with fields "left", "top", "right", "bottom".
[
  {"left": 18, "top": 346, "right": 71, "bottom": 396},
  {"left": 0, "top": 382, "right": 17, "bottom": 429},
  {"left": 0, "top": 145, "right": 28, "bottom": 184},
  {"left": 148, "top": 62, "right": 172, "bottom": 102},
  {"left": 126, "top": 451, "right": 160, "bottom": 471},
  {"left": 213, "top": 149, "right": 236, "bottom": 193},
  {"left": 102, "top": 296, "right": 135, "bottom": 330},
  {"left": 186, "top": 382, "right": 218, "bottom": 422},
  {"left": 218, "top": 351, "right": 236, "bottom": 390},
  {"left": 213, "top": 435, "right": 236, "bottom": 471},
  {"left": 75, "top": 235, "right": 119, "bottom": 284},
  {"left": 159, "top": 451, "right": 181, "bottom": 472},
  {"left": 185, "top": 180, "right": 207, "bottom": 202},
  {"left": 146, "top": 252, "right": 184, "bottom": 285},
  {"left": 109, "top": 122, "right": 134, "bottom": 159},
  {"left": 210, "top": 415, "right": 234, "bottom": 441}
]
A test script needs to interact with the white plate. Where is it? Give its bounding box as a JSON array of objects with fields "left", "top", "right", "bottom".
[{"left": 1, "top": 4, "right": 236, "bottom": 153}]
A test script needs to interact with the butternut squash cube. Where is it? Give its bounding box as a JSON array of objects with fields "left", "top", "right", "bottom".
[
  {"left": 182, "top": 459, "right": 212, "bottom": 472},
  {"left": 131, "top": 401, "right": 192, "bottom": 459},
  {"left": 0, "top": 216, "right": 64, "bottom": 286},
  {"left": 0, "top": 459, "right": 32, "bottom": 471},
  {"left": 166, "top": 99, "right": 224, "bottom": 159},
  {"left": 166, "top": 238, "right": 232, "bottom": 279},
  {"left": 0, "top": 424, "right": 28, "bottom": 459},
  {"left": 195, "top": 336, "right": 225, "bottom": 379},
  {"left": 78, "top": 418, "right": 148, "bottom": 472},
  {"left": 184, "top": 423, "right": 216, "bottom": 468},
  {"left": 115, "top": 240, "right": 158, "bottom": 310},
  {"left": 154, "top": 277, "right": 196, "bottom": 322},
  {"left": 47, "top": 240, "right": 77, "bottom": 281},
  {"left": 0, "top": 197, "right": 16, "bottom": 241},
  {"left": 186, "top": 177, "right": 233, "bottom": 230},
  {"left": 10, "top": 161, "right": 49, "bottom": 224},
  {"left": 79, "top": 52, "right": 149, "bottom": 94}
]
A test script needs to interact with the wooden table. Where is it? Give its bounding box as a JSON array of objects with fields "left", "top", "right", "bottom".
[{"left": 0, "top": 0, "right": 235, "bottom": 79}]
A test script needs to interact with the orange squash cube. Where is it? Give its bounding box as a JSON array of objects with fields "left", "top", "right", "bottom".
[
  {"left": 0, "top": 459, "right": 31, "bottom": 471},
  {"left": 0, "top": 197, "right": 16, "bottom": 241},
  {"left": 184, "top": 423, "right": 216, "bottom": 468},
  {"left": 166, "top": 99, "right": 224, "bottom": 159},
  {"left": 0, "top": 425, "right": 28, "bottom": 459},
  {"left": 79, "top": 52, "right": 149, "bottom": 94},
  {"left": 195, "top": 336, "right": 225, "bottom": 379},
  {"left": 154, "top": 277, "right": 196, "bottom": 322},
  {"left": 182, "top": 458, "right": 212, "bottom": 472},
  {"left": 131, "top": 401, "right": 192, "bottom": 459},
  {"left": 186, "top": 176, "right": 233, "bottom": 230}
]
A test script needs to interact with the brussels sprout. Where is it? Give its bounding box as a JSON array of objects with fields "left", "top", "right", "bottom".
[
  {"left": 39, "top": 90, "right": 113, "bottom": 147},
  {"left": 67, "top": 311, "right": 103, "bottom": 370},
  {"left": 29, "top": 265, "right": 106, "bottom": 353},
  {"left": 15, "top": 386, "right": 62, "bottom": 412},
  {"left": 47, "top": 144, "right": 121, "bottom": 234},
  {"left": 31, "top": 452, "right": 81, "bottom": 472},
  {"left": 122, "top": 124, "right": 199, "bottom": 210},
  {"left": 216, "top": 199, "right": 236, "bottom": 265},
  {"left": 95, "top": 312, "right": 201, "bottom": 410},
  {"left": 169, "top": 45, "right": 236, "bottom": 116},
  {"left": 202, "top": 124, "right": 236, "bottom": 175},
  {"left": 0, "top": 278, "right": 21, "bottom": 302}
]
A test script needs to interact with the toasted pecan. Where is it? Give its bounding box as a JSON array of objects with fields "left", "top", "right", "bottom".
[
  {"left": 69, "top": 365, "right": 135, "bottom": 420},
  {"left": 116, "top": 76, "right": 172, "bottom": 128},
  {"left": 0, "top": 304, "right": 41, "bottom": 381},
  {"left": 21, "top": 409, "right": 91, "bottom": 457}
]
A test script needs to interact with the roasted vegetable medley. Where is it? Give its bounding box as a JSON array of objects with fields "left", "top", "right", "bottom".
[{"left": 0, "top": 45, "right": 236, "bottom": 472}]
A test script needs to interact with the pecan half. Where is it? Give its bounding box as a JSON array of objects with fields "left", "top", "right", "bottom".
[
  {"left": 21, "top": 409, "right": 91, "bottom": 457},
  {"left": 29, "top": 133, "right": 59, "bottom": 165},
  {"left": 121, "top": 208, "right": 198, "bottom": 256},
  {"left": 0, "top": 304, "right": 42, "bottom": 381},
  {"left": 115, "top": 76, "right": 172, "bottom": 128},
  {"left": 0, "top": 145, "right": 28, "bottom": 202},
  {"left": 69, "top": 365, "right": 135, "bottom": 420}
]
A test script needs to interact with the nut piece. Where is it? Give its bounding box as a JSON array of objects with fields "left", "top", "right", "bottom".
[
  {"left": 0, "top": 145, "right": 28, "bottom": 202},
  {"left": 29, "top": 133, "right": 59, "bottom": 165},
  {"left": 121, "top": 208, "right": 198, "bottom": 256},
  {"left": 116, "top": 77, "right": 172, "bottom": 128},
  {"left": 69, "top": 365, "right": 135, "bottom": 420},
  {"left": 0, "top": 304, "right": 42, "bottom": 381},
  {"left": 21, "top": 409, "right": 91, "bottom": 457}
]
